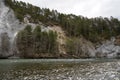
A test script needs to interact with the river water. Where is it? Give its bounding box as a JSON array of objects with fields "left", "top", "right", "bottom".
[{"left": 0, "top": 59, "right": 120, "bottom": 80}]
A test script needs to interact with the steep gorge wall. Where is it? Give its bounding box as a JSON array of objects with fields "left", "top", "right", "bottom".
[{"left": 0, "top": 0, "right": 25, "bottom": 58}]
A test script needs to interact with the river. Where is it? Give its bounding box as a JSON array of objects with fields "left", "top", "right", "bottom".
[{"left": 0, "top": 59, "right": 120, "bottom": 80}]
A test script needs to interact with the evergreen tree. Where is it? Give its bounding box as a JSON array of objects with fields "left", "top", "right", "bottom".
[
  {"left": 16, "top": 25, "right": 33, "bottom": 58},
  {"left": 33, "top": 26, "right": 41, "bottom": 54},
  {"left": 0, "top": 33, "right": 10, "bottom": 56}
]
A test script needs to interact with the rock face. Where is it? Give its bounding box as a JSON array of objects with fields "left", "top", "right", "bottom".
[
  {"left": 96, "top": 38, "right": 120, "bottom": 58},
  {"left": 0, "top": 0, "right": 24, "bottom": 58},
  {"left": 79, "top": 38, "right": 96, "bottom": 58},
  {"left": 47, "top": 26, "right": 67, "bottom": 54}
]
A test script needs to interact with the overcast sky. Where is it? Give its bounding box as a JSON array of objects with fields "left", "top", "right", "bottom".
[{"left": 16, "top": 0, "right": 120, "bottom": 19}]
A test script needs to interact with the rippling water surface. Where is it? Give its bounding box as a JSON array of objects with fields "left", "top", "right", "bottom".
[{"left": 0, "top": 59, "right": 120, "bottom": 80}]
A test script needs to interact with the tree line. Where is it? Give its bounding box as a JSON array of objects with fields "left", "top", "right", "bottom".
[
  {"left": 5, "top": 0, "right": 120, "bottom": 42},
  {"left": 16, "top": 25, "right": 58, "bottom": 58},
  {"left": 5, "top": 0, "right": 120, "bottom": 43},
  {"left": 4, "top": 0, "right": 120, "bottom": 58}
]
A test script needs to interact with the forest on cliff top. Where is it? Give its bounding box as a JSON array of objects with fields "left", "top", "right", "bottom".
[{"left": 3, "top": 0, "right": 120, "bottom": 58}]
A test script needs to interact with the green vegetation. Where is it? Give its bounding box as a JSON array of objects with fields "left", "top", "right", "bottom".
[
  {"left": 66, "top": 38, "right": 90, "bottom": 58},
  {"left": 5, "top": 0, "right": 120, "bottom": 43},
  {"left": 4, "top": 0, "right": 120, "bottom": 58},
  {"left": 16, "top": 25, "right": 58, "bottom": 58},
  {"left": 0, "top": 33, "right": 10, "bottom": 56}
]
